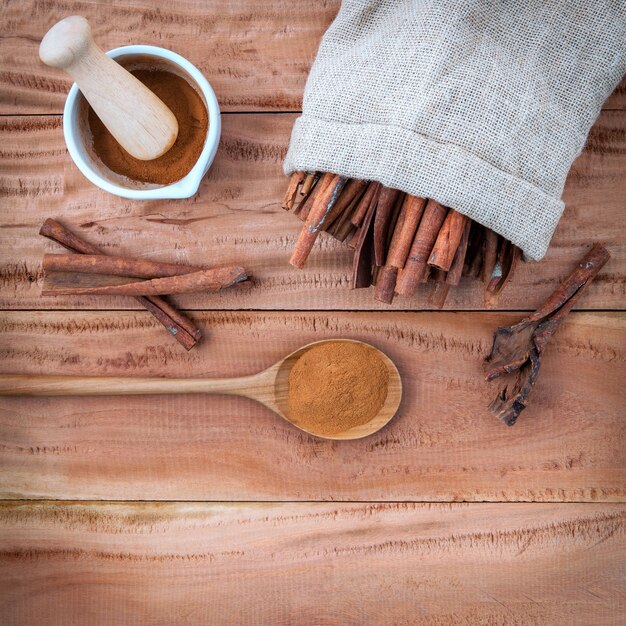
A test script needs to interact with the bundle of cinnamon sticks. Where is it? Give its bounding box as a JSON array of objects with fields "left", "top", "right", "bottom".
[
  {"left": 39, "top": 219, "right": 249, "bottom": 350},
  {"left": 283, "top": 172, "right": 521, "bottom": 307}
]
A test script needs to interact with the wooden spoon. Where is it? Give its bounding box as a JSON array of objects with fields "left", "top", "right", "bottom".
[
  {"left": 0, "top": 340, "right": 402, "bottom": 440},
  {"left": 39, "top": 16, "right": 178, "bottom": 160}
]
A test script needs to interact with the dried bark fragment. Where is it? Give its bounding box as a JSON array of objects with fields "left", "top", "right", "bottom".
[{"left": 483, "top": 243, "right": 610, "bottom": 425}]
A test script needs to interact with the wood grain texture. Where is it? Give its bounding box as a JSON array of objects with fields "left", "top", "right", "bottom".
[
  {"left": 0, "top": 111, "right": 624, "bottom": 311},
  {"left": 0, "top": 0, "right": 339, "bottom": 114},
  {"left": 0, "top": 310, "right": 623, "bottom": 501},
  {"left": 0, "top": 501, "right": 624, "bottom": 625},
  {"left": 1, "top": 1, "right": 624, "bottom": 115}
]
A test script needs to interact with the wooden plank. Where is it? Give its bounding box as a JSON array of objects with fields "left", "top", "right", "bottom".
[
  {"left": 1, "top": 1, "right": 624, "bottom": 115},
  {"left": 0, "top": 310, "right": 623, "bottom": 501},
  {"left": 0, "top": 111, "right": 625, "bottom": 311},
  {"left": 0, "top": 0, "right": 339, "bottom": 114},
  {"left": 0, "top": 501, "right": 624, "bottom": 625},
  {"left": 605, "top": 76, "right": 626, "bottom": 109}
]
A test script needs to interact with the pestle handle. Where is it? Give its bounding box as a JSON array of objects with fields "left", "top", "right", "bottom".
[{"left": 39, "top": 16, "right": 178, "bottom": 160}]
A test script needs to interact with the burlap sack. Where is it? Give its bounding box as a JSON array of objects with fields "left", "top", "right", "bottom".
[{"left": 284, "top": 1, "right": 625, "bottom": 260}]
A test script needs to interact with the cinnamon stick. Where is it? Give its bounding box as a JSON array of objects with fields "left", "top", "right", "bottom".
[
  {"left": 43, "top": 253, "right": 198, "bottom": 279},
  {"left": 484, "top": 241, "right": 522, "bottom": 305},
  {"left": 374, "top": 195, "right": 426, "bottom": 304},
  {"left": 428, "top": 210, "right": 469, "bottom": 272},
  {"left": 484, "top": 243, "right": 610, "bottom": 426},
  {"left": 445, "top": 218, "right": 471, "bottom": 286},
  {"left": 333, "top": 213, "right": 357, "bottom": 242},
  {"left": 351, "top": 182, "right": 380, "bottom": 228},
  {"left": 482, "top": 229, "right": 499, "bottom": 287},
  {"left": 290, "top": 174, "right": 347, "bottom": 269},
  {"left": 328, "top": 192, "right": 358, "bottom": 238},
  {"left": 427, "top": 267, "right": 450, "bottom": 309},
  {"left": 282, "top": 171, "right": 305, "bottom": 210},
  {"left": 294, "top": 189, "right": 316, "bottom": 221},
  {"left": 39, "top": 218, "right": 201, "bottom": 350},
  {"left": 43, "top": 265, "right": 248, "bottom": 297},
  {"left": 134, "top": 296, "right": 199, "bottom": 350},
  {"left": 373, "top": 186, "right": 401, "bottom": 266},
  {"left": 395, "top": 199, "right": 448, "bottom": 296},
  {"left": 464, "top": 222, "right": 485, "bottom": 279},
  {"left": 323, "top": 178, "right": 368, "bottom": 231},
  {"left": 351, "top": 188, "right": 378, "bottom": 289},
  {"left": 294, "top": 173, "right": 326, "bottom": 220},
  {"left": 300, "top": 172, "right": 318, "bottom": 196},
  {"left": 386, "top": 195, "right": 427, "bottom": 269}
]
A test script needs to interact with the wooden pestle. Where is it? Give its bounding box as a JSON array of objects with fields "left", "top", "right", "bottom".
[{"left": 39, "top": 16, "right": 178, "bottom": 160}]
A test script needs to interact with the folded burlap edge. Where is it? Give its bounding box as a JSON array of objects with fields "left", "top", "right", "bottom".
[{"left": 284, "top": 115, "right": 565, "bottom": 261}]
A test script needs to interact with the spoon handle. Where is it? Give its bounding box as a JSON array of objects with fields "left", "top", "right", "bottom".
[{"left": 0, "top": 374, "right": 264, "bottom": 397}]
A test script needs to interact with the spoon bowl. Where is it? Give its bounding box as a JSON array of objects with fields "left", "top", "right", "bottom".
[
  {"left": 0, "top": 339, "right": 402, "bottom": 440},
  {"left": 268, "top": 339, "right": 402, "bottom": 439}
]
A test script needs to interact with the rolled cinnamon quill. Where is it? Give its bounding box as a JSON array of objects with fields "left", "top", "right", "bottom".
[
  {"left": 290, "top": 174, "right": 347, "bottom": 269},
  {"left": 351, "top": 182, "right": 380, "bottom": 229},
  {"left": 351, "top": 187, "right": 378, "bottom": 288},
  {"left": 427, "top": 267, "right": 450, "bottom": 309},
  {"left": 373, "top": 186, "right": 401, "bottom": 267},
  {"left": 282, "top": 171, "right": 305, "bottom": 210},
  {"left": 43, "top": 253, "right": 198, "bottom": 279},
  {"left": 395, "top": 199, "right": 448, "bottom": 296},
  {"left": 375, "top": 194, "right": 426, "bottom": 303},
  {"left": 482, "top": 228, "right": 500, "bottom": 287},
  {"left": 428, "top": 210, "right": 469, "bottom": 272},
  {"left": 445, "top": 218, "right": 471, "bottom": 286},
  {"left": 300, "top": 172, "right": 318, "bottom": 196},
  {"left": 43, "top": 265, "right": 248, "bottom": 297},
  {"left": 323, "top": 178, "right": 368, "bottom": 231}
]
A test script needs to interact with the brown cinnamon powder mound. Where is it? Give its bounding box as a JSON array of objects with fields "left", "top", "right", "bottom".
[
  {"left": 287, "top": 341, "right": 389, "bottom": 436},
  {"left": 88, "top": 69, "right": 208, "bottom": 185}
]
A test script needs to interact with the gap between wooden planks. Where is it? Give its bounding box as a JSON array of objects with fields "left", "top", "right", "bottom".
[
  {"left": 0, "top": 501, "right": 624, "bottom": 625},
  {"left": 0, "top": 310, "right": 623, "bottom": 501},
  {"left": 0, "top": 111, "right": 625, "bottom": 311},
  {"left": 1, "top": 0, "right": 623, "bottom": 115}
]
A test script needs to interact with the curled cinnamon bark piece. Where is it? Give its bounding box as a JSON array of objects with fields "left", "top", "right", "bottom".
[
  {"left": 282, "top": 171, "right": 305, "bottom": 210},
  {"left": 375, "top": 195, "right": 426, "bottom": 303},
  {"left": 482, "top": 229, "right": 500, "bottom": 287},
  {"left": 300, "top": 172, "right": 318, "bottom": 196},
  {"left": 428, "top": 210, "right": 469, "bottom": 272},
  {"left": 373, "top": 186, "right": 401, "bottom": 266},
  {"left": 484, "top": 243, "right": 610, "bottom": 426},
  {"left": 484, "top": 240, "right": 522, "bottom": 305},
  {"left": 464, "top": 222, "right": 485, "bottom": 279},
  {"left": 395, "top": 199, "right": 448, "bottom": 296},
  {"left": 445, "top": 218, "right": 471, "bottom": 286},
  {"left": 43, "top": 253, "right": 198, "bottom": 279},
  {"left": 290, "top": 174, "right": 347, "bottom": 269},
  {"left": 43, "top": 265, "right": 248, "bottom": 297},
  {"left": 428, "top": 267, "right": 450, "bottom": 308},
  {"left": 351, "top": 188, "right": 378, "bottom": 288},
  {"left": 324, "top": 178, "right": 368, "bottom": 231},
  {"left": 351, "top": 182, "right": 380, "bottom": 228}
]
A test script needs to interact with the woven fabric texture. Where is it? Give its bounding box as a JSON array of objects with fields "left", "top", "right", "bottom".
[{"left": 284, "top": 0, "right": 625, "bottom": 260}]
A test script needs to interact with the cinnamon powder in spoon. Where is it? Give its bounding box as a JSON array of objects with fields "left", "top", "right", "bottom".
[
  {"left": 87, "top": 69, "right": 208, "bottom": 185},
  {"left": 287, "top": 341, "right": 389, "bottom": 436}
]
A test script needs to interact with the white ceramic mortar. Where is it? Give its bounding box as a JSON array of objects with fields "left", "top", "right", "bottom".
[{"left": 63, "top": 44, "right": 220, "bottom": 199}]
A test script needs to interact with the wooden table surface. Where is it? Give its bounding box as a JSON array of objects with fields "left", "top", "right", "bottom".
[{"left": 0, "top": 2, "right": 624, "bottom": 624}]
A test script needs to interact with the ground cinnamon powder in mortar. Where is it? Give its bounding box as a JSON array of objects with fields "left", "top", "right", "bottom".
[
  {"left": 88, "top": 69, "right": 208, "bottom": 185},
  {"left": 287, "top": 341, "right": 389, "bottom": 436}
]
